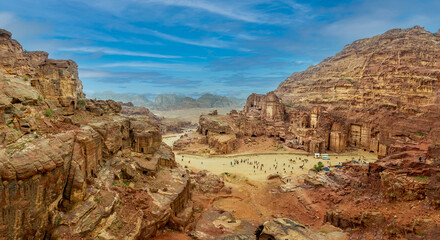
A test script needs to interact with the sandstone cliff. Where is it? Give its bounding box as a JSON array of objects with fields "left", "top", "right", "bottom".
[
  {"left": 192, "top": 26, "right": 440, "bottom": 158},
  {"left": 0, "top": 29, "right": 192, "bottom": 239},
  {"left": 275, "top": 26, "right": 440, "bottom": 157},
  {"left": 0, "top": 29, "right": 84, "bottom": 115}
]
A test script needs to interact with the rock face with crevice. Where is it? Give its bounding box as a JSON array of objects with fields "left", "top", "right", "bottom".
[{"left": 0, "top": 29, "right": 192, "bottom": 239}]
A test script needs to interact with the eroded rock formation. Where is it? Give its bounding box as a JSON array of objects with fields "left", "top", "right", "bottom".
[
  {"left": 276, "top": 26, "right": 440, "bottom": 157},
  {"left": 120, "top": 103, "right": 196, "bottom": 134},
  {"left": 1, "top": 29, "right": 84, "bottom": 115},
  {"left": 0, "top": 29, "right": 192, "bottom": 239},
  {"left": 191, "top": 26, "right": 440, "bottom": 158}
]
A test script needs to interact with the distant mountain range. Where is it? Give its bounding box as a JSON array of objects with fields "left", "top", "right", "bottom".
[{"left": 90, "top": 91, "right": 245, "bottom": 111}]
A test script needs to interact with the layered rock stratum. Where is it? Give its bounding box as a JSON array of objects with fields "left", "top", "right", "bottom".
[
  {"left": 275, "top": 26, "right": 440, "bottom": 157},
  {"left": 189, "top": 26, "right": 440, "bottom": 158},
  {"left": 0, "top": 29, "right": 192, "bottom": 239}
]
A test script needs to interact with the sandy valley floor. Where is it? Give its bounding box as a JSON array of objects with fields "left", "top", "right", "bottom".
[{"left": 163, "top": 134, "right": 378, "bottom": 181}]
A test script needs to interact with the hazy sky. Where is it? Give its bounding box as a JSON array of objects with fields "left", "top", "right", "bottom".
[{"left": 1, "top": 0, "right": 439, "bottom": 98}]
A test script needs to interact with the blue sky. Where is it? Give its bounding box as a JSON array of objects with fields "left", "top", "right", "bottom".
[{"left": 1, "top": 0, "right": 439, "bottom": 99}]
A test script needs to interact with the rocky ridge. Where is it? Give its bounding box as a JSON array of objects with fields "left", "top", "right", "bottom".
[
  {"left": 0, "top": 29, "right": 192, "bottom": 239},
  {"left": 91, "top": 92, "right": 245, "bottom": 111}
]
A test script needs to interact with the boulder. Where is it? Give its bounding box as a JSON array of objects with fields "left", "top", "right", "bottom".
[
  {"left": 193, "top": 170, "right": 225, "bottom": 193},
  {"left": 257, "top": 218, "right": 323, "bottom": 240}
]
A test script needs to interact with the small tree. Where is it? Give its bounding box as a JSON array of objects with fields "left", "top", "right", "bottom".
[
  {"left": 314, "top": 161, "right": 324, "bottom": 171},
  {"left": 77, "top": 99, "right": 86, "bottom": 106},
  {"left": 44, "top": 108, "right": 54, "bottom": 117}
]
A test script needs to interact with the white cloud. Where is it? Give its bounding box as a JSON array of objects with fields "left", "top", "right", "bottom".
[
  {"left": 144, "top": 29, "right": 230, "bottom": 48},
  {"left": 59, "top": 46, "right": 181, "bottom": 59},
  {"left": 138, "top": 0, "right": 263, "bottom": 23},
  {"left": 100, "top": 61, "right": 203, "bottom": 72},
  {"left": 321, "top": 12, "right": 434, "bottom": 43},
  {"left": 0, "top": 11, "right": 49, "bottom": 39}
]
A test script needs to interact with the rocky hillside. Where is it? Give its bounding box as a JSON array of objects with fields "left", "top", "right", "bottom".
[
  {"left": 90, "top": 91, "right": 153, "bottom": 107},
  {"left": 92, "top": 92, "right": 245, "bottom": 111},
  {"left": 0, "top": 29, "right": 192, "bottom": 239},
  {"left": 276, "top": 26, "right": 440, "bottom": 156},
  {"left": 194, "top": 26, "right": 440, "bottom": 158},
  {"left": 152, "top": 93, "right": 245, "bottom": 110}
]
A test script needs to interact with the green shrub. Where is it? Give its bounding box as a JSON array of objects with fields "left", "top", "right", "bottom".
[
  {"left": 122, "top": 179, "right": 130, "bottom": 186},
  {"left": 77, "top": 99, "right": 86, "bottom": 106},
  {"left": 23, "top": 75, "right": 29, "bottom": 81},
  {"left": 44, "top": 108, "right": 54, "bottom": 117},
  {"left": 388, "top": 192, "right": 397, "bottom": 197},
  {"left": 414, "top": 176, "right": 429, "bottom": 182},
  {"left": 313, "top": 161, "right": 324, "bottom": 171}
]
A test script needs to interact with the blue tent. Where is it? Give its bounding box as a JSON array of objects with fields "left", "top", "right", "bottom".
[{"left": 323, "top": 167, "right": 330, "bottom": 171}]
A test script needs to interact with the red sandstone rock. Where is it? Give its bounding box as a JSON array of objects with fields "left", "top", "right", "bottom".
[
  {"left": 195, "top": 26, "right": 440, "bottom": 158},
  {"left": 0, "top": 28, "right": 192, "bottom": 239}
]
